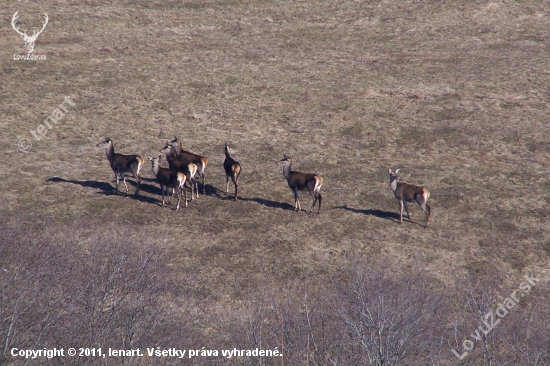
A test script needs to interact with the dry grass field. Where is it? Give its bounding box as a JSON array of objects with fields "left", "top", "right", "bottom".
[{"left": 1, "top": 0, "right": 549, "bottom": 364}]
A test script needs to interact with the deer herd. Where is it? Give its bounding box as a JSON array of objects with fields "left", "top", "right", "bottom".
[{"left": 96, "top": 137, "right": 432, "bottom": 227}]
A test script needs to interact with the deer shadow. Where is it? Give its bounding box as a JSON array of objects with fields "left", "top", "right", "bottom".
[
  {"left": 333, "top": 205, "right": 402, "bottom": 221},
  {"left": 47, "top": 177, "right": 114, "bottom": 193},
  {"left": 239, "top": 197, "right": 294, "bottom": 210},
  {"left": 46, "top": 177, "right": 159, "bottom": 204},
  {"left": 207, "top": 184, "right": 247, "bottom": 202},
  {"left": 203, "top": 183, "right": 227, "bottom": 198},
  {"left": 334, "top": 205, "right": 429, "bottom": 227}
]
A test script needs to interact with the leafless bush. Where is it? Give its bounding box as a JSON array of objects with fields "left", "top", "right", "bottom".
[
  {"left": 0, "top": 215, "right": 192, "bottom": 366},
  {"left": 231, "top": 281, "right": 348, "bottom": 366},
  {"left": 332, "top": 261, "right": 446, "bottom": 366},
  {"left": 1, "top": 214, "right": 548, "bottom": 366},
  {"left": 448, "top": 267, "right": 550, "bottom": 365},
  {"left": 227, "top": 264, "right": 447, "bottom": 366}
]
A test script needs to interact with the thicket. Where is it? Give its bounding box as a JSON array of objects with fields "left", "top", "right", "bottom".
[{"left": 1, "top": 216, "right": 548, "bottom": 365}]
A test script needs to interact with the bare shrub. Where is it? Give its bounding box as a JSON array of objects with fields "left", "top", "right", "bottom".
[
  {"left": 0, "top": 217, "right": 71, "bottom": 364},
  {"left": 0, "top": 214, "right": 192, "bottom": 366},
  {"left": 1, "top": 214, "right": 547, "bottom": 366},
  {"left": 449, "top": 266, "right": 550, "bottom": 365},
  {"left": 332, "top": 261, "right": 446, "bottom": 366}
]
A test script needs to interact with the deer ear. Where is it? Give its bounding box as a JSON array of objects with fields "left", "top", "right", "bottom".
[
  {"left": 148, "top": 156, "right": 153, "bottom": 160},
  {"left": 388, "top": 168, "right": 392, "bottom": 174},
  {"left": 395, "top": 168, "right": 401, "bottom": 174}
]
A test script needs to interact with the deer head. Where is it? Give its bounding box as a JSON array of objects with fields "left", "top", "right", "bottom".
[{"left": 12, "top": 11, "right": 48, "bottom": 54}]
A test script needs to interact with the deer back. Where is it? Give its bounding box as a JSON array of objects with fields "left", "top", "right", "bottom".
[
  {"left": 156, "top": 167, "right": 185, "bottom": 187},
  {"left": 395, "top": 182, "right": 426, "bottom": 202},
  {"left": 179, "top": 150, "right": 208, "bottom": 167},
  {"left": 224, "top": 156, "right": 240, "bottom": 176},
  {"left": 111, "top": 154, "right": 141, "bottom": 173},
  {"left": 165, "top": 153, "right": 189, "bottom": 171},
  {"left": 287, "top": 171, "right": 318, "bottom": 191}
]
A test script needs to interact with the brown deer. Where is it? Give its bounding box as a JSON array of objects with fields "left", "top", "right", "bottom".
[
  {"left": 96, "top": 137, "right": 144, "bottom": 195},
  {"left": 168, "top": 136, "right": 209, "bottom": 194},
  {"left": 278, "top": 154, "right": 323, "bottom": 214},
  {"left": 160, "top": 145, "right": 199, "bottom": 201},
  {"left": 148, "top": 155, "right": 187, "bottom": 210},
  {"left": 388, "top": 168, "right": 431, "bottom": 227},
  {"left": 224, "top": 142, "right": 242, "bottom": 201}
]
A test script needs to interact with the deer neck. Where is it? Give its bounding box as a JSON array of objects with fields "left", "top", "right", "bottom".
[
  {"left": 104, "top": 143, "right": 115, "bottom": 161},
  {"left": 389, "top": 176, "right": 398, "bottom": 193},
  {"left": 175, "top": 142, "right": 183, "bottom": 156},
  {"left": 282, "top": 161, "right": 292, "bottom": 179},
  {"left": 151, "top": 162, "right": 160, "bottom": 176},
  {"left": 224, "top": 148, "right": 232, "bottom": 160},
  {"left": 162, "top": 148, "right": 174, "bottom": 161}
]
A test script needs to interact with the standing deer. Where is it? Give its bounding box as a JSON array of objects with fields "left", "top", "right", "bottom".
[
  {"left": 168, "top": 136, "right": 209, "bottom": 194},
  {"left": 148, "top": 155, "right": 187, "bottom": 210},
  {"left": 160, "top": 145, "right": 199, "bottom": 201},
  {"left": 388, "top": 168, "right": 431, "bottom": 227},
  {"left": 96, "top": 137, "right": 144, "bottom": 196},
  {"left": 224, "top": 142, "right": 242, "bottom": 201},
  {"left": 11, "top": 11, "right": 48, "bottom": 54},
  {"left": 278, "top": 154, "right": 323, "bottom": 214}
]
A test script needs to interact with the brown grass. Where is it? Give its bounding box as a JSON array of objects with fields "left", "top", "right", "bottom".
[{"left": 1, "top": 0, "right": 550, "bottom": 362}]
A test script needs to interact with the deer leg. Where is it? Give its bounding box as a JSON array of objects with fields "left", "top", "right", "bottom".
[
  {"left": 404, "top": 202, "right": 412, "bottom": 222},
  {"left": 175, "top": 186, "right": 182, "bottom": 210},
  {"left": 195, "top": 177, "right": 199, "bottom": 199},
  {"left": 226, "top": 175, "right": 230, "bottom": 194},
  {"left": 399, "top": 200, "right": 404, "bottom": 223},
  {"left": 190, "top": 179, "right": 194, "bottom": 199},
  {"left": 190, "top": 177, "right": 195, "bottom": 199},
  {"left": 192, "top": 177, "right": 199, "bottom": 199},
  {"left": 136, "top": 174, "right": 141, "bottom": 195},
  {"left": 183, "top": 179, "right": 190, "bottom": 200},
  {"left": 234, "top": 170, "right": 241, "bottom": 201},
  {"left": 293, "top": 188, "right": 301, "bottom": 211},
  {"left": 183, "top": 183, "right": 188, "bottom": 207},
  {"left": 419, "top": 202, "right": 431, "bottom": 226},
  {"left": 232, "top": 175, "right": 238, "bottom": 201},
  {"left": 309, "top": 195, "right": 318, "bottom": 214},
  {"left": 307, "top": 188, "right": 317, "bottom": 214},
  {"left": 121, "top": 173, "right": 129, "bottom": 195},
  {"left": 115, "top": 173, "right": 120, "bottom": 194},
  {"left": 201, "top": 171, "right": 206, "bottom": 195},
  {"left": 316, "top": 193, "right": 322, "bottom": 214},
  {"left": 132, "top": 168, "right": 141, "bottom": 196},
  {"left": 167, "top": 186, "right": 172, "bottom": 205}
]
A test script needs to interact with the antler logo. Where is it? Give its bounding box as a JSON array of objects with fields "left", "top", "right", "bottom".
[{"left": 11, "top": 11, "right": 48, "bottom": 54}]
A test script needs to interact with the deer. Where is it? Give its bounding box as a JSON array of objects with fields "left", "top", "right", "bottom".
[
  {"left": 278, "top": 154, "right": 323, "bottom": 214},
  {"left": 223, "top": 142, "right": 242, "bottom": 201},
  {"left": 160, "top": 145, "right": 199, "bottom": 201},
  {"left": 96, "top": 137, "right": 144, "bottom": 196},
  {"left": 11, "top": 11, "right": 48, "bottom": 54},
  {"left": 388, "top": 168, "right": 431, "bottom": 227},
  {"left": 148, "top": 155, "right": 187, "bottom": 210},
  {"left": 168, "top": 136, "right": 209, "bottom": 195}
]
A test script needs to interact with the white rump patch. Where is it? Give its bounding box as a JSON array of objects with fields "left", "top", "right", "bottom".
[{"left": 314, "top": 178, "right": 322, "bottom": 192}]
